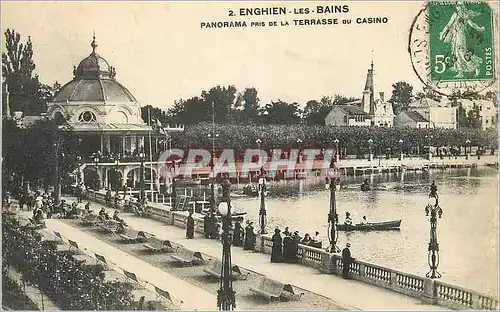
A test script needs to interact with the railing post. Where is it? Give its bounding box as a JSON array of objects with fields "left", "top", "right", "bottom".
[
  {"left": 390, "top": 271, "right": 398, "bottom": 287},
  {"left": 471, "top": 293, "right": 481, "bottom": 309},
  {"left": 422, "top": 278, "right": 436, "bottom": 304},
  {"left": 358, "top": 263, "right": 366, "bottom": 278},
  {"left": 319, "top": 252, "right": 334, "bottom": 274}
]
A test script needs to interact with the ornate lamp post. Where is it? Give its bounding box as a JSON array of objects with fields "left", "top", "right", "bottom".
[
  {"left": 139, "top": 151, "right": 146, "bottom": 202},
  {"left": 217, "top": 179, "right": 236, "bottom": 310},
  {"left": 334, "top": 138, "right": 340, "bottom": 162},
  {"left": 368, "top": 138, "right": 373, "bottom": 162},
  {"left": 325, "top": 176, "right": 340, "bottom": 253},
  {"left": 398, "top": 139, "right": 404, "bottom": 161},
  {"left": 93, "top": 152, "right": 101, "bottom": 190},
  {"left": 76, "top": 155, "right": 82, "bottom": 185},
  {"left": 465, "top": 139, "right": 471, "bottom": 160},
  {"left": 425, "top": 183, "right": 443, "bottom": 279},
  {"left": 258, "top": 174, "right": 268, "bottom": 234},
  {"left": 208, "top": 131, "right": 220, "bottom": 214},
  {"left": 113, "top": 153, "right": 121, "bottom": 191}
]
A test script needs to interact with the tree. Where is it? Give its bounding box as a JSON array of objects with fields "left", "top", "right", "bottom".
[
  {"left": 259, "top": 100, "right": 302, "bottom": 125},
  {"left": 303, "top": 95, "right": 358, "bottom": 125},
  {"left": 2, "top": 29, "right": 45, "bottom": 115},
  {"left": 201, "top": 85, "right": 239, "bottom": 123},
  {"left": 466, "top": 105, "right": 482, "bottom": 129},
  {"left": 414, "top": 85, "right": 442, "bottom": 102},
  {"left": 389, "top": 81, "right": 414, "bottom": 114},
  {"left": 241, "top": 87, "right": 259, "bottom": 123}
]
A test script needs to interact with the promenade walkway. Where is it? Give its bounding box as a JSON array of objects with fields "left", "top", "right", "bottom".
[
  {"left": 22, "top": 215, "right": 222, "bottom": 310},
  {"left": 63, "top": 196, "right": 446, "bottom": 310}
]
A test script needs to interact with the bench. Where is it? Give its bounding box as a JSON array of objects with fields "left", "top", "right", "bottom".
[
  {"left": 119, "top": 230, "right": 147, "bottom": 243},
  {"left": 80, "top": 214, "right": 98, "bottom": 226},
  {"left": 170, "top": 251, "right": 206, "bottom": 266},
  {"left": 143, "top": 237, "right": 175, "bottom": 253},
  {"left": 97, "top": 220, "right": 121, "bottom": 234},
  {"left": 249, "top": 277, "right": 303, "bottom": 301},
  {"left": 203, "top": 261, "right": 249, "bottom": 280}
]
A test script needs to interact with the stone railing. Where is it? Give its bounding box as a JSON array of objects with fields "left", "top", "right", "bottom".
[
  {"left": 256, "top": 235, "right": 498, "bottom": 310},
  {"left": 81, "top": 193, "right": 498, "bottom": 311}
]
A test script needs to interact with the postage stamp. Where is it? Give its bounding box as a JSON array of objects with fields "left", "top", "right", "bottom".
[
  {"left": 428, "top": 1, "right": 495, "bottom": 82},
  {"left": 409, "top": 0, "right": 498, "bottom": 95}
]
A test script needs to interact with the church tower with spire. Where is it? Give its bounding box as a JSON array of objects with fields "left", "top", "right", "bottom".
[{"left": 360, "top": 58, "right": 394, "bottom": 127}]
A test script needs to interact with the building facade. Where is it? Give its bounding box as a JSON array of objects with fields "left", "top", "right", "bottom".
[
  {"left": 324, "top": 105, "right": 372, "bottom": 126},
  {"left": 324, "top": 60, "right": 394, "bottom": 127},
  {"left": 408, "top": 98, "right": 457, "bottom": 129},
  {"left": 454, "top": 99, "right": 497, "bottom": 130},
  {"left": 45, "top": 36, "right": 182, "bottom": 195},
  {"left": 394, "top": 110, "right": 430, "bottom": 128}
]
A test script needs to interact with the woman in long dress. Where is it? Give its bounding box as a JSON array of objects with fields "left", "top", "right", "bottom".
[
  {"left": 271, "top": 228, "right": 283, "bottom": 263},
  {"left": 439, "top": 4, "right": 486, "bottom": 78}
]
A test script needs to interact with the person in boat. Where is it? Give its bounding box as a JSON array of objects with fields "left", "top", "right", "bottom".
[
  {"left": 244, "top": 221, "right": 256, "bottom": 250},
  {"left": 309, "top": 231, "right": 322, "bottom": 248},
  {"left": 344, "top": 212, "right": 353, "bottom": 226},
  {"left": 232, "top": 217, "right": 244, "bottom": 247},
  {"left": 134, "top": 201, "right": 145, "bottom": 217},
  {"left": 360, "top": 216, "right": 368, "bottom": 225},
  {"left": 300, "top": 233, "right": 312, "bottom": 245},
  {"left": 271, "top": 228, "right": 283, "bottom": 263},
  {"left": 32, "top": 207, "right": 44, "bottom": 225},
  {"left": 84, "top": 202, "right": 93, "bottom": 216},
  {"left": 429, "top": 181, "right": 438, "bottom": 198},
  {"left": 105, "top": 189, "right": 112, "bottom": 206},
  {"left": 186, "top": 211, "right": 195, "bottom": 239},
  {"left": 342, "top": 243, "right": 354, "bottom": 279}
]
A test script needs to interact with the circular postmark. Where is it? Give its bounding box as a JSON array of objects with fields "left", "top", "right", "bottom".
[{"left": 408, "top": 1, "right": 497, "bottom": 96}]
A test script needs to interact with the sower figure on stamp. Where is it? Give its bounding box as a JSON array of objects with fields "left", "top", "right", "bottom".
[
  {"left": 439, "top": 3, "right": 486, "bottom": 78},
  {"left": 342, "top": 243, "right": 354, "bottom": 279},
  {"left": 186, "top": 211, "right": 195, "bottom": 239}
]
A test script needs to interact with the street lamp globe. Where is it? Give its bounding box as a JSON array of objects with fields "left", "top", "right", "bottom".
[
  {"left": 334, "top": 139, "right": 339, "bottom": 144},
  {"left": 258, "top": 177, "right": 265, "bottom": 185},
  {"left": 399, "top": 139, "right": 403, "bottom": 144},
  {"left": 368, "top": 139, "right": 373, "bottom": 144},
  {"left": 218, "top": 201, "right": 229, "bottom": 216},
  {"left": 256, "top": 139, "right": 262, "bottom": 144}
]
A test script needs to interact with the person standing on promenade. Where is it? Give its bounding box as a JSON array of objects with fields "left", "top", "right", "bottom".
[
  {"left": 186, "top": 211, "right": 195, "bottom": 239},
  {"left": 271, "top": 228, "right": 283, "bottom": 263},
  {"left": 244, "top": 221, "right": 256, "bottom": 250},
  {"left": 105, "top": 189, "right": 112, "bottom": 206},
  {"left": 203, "top": 213, "right": 211, "bottom": 238},
  {"left": 232, "top": 217, "right": 243, "bottom": 246},
  {"left": 342, "top": 243, "right": 354, "bottom": 279}
]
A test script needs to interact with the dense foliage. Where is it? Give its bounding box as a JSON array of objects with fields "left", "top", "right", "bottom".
[
  {"left": 2, "top": 217, "right": 134, "bottom": 310},
  {"left": 2, "top": 118, "right": 78, "bottom": 195},
  {"left": 1, "top": 273, "right": 38, "bottom": 310},
  {"left": 170, "top": 123, "right": 497, "bottom": 156}
]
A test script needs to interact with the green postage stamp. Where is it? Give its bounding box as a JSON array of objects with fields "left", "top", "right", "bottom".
[{"left": 428, "top": 1, "right": 495, "bottom": 82}]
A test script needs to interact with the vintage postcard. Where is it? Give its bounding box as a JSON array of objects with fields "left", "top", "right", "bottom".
[{"left": 1, "top": 1, "right": 498, "bottom": 311}]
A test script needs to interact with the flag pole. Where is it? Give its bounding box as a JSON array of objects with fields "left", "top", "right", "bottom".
[{"left": 148, "top": 107, "right": 154, "bottom": 202}]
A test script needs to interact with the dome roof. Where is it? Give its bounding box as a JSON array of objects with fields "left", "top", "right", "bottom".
[
  {"left": 52, "top": 35, "right": 137, "bottom": 103},
  {"left": 53, "top": 79, "right": 137, "bottom": 103}
]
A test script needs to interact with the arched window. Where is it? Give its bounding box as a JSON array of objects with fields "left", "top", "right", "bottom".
[{"left": 78, "top": 111, "right": 97, "bottom": 122}]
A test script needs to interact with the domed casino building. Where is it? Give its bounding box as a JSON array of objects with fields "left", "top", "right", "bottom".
[{"left": 47, "top": 36, "right": 182, "bottom": 194}]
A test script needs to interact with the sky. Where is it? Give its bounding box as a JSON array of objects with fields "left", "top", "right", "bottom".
[{"left": 1, "top": 1, "right": 466, "bottom": 110}]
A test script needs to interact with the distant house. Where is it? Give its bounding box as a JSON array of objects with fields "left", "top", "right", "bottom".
[
  {"left": 394, "top": 110, "right": 430, "bottom": 129},
  {"left": 325, "top": 105, "right": 372, "bottom": 127},
  {"left": 408, "top": 98, "right": 457, "bottom": 129},
  {"left": 453, "top": 99, "right": 497, "bottom": 130}
]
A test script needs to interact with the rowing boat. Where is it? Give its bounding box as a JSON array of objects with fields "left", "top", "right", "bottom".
[{"left": 337, "top": 219, "right": 401, "bottom": 231}]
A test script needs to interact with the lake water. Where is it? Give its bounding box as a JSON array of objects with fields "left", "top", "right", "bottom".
[{"left": 231, "top": 167, "right": 499, "bottom": 296}]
